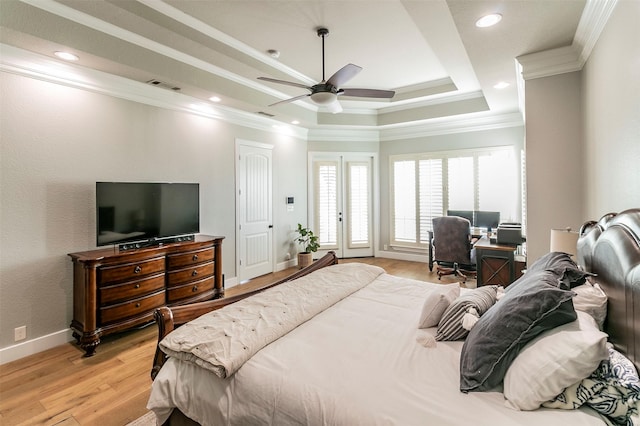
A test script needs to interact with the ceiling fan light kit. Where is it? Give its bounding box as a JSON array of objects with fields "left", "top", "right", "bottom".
[{"left": 258, "top": 27, "right": 395, "bottom": 112}]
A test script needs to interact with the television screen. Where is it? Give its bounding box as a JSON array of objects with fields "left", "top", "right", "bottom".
[{"left": 96, "top": 182, "right": 199, "bottom": 247}]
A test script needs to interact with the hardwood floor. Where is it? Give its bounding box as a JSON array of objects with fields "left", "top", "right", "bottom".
[{"left": 0, "top": 257, "right": 461, "bottom": 426}]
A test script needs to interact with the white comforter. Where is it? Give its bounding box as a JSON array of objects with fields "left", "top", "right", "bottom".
[{"left": 148, "top": 264, "right": 606, "bottom": 425}]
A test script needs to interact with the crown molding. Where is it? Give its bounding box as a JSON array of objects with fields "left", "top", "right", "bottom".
[
  {"left": 2, "top": 44, "right": 523, "bottom": 143},
  {"left": 307, "top": 111, "right": 523, "bottom": 142},
  {"left": 378, "top": 111, "right": 523, "bottom": 141},
  {"left": 517, "top": 0, "right": 618, "bottom": 80},
  {"left": 0, "top": 44, "right": 308, "bottom": 140}
]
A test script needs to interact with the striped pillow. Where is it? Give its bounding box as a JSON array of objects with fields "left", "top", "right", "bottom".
[{"left": 435, "top": 286, "right": 499, "bottom": 341}]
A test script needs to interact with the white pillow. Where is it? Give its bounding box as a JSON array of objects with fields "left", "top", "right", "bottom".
[
  {"left": 417, "top": 283, "right": 460, "bottom": 329},
  {"left": 572, "top": 282, "right": 607, "bottom": 330},
  {"left": 503, "top": 310, "right": 609, "bottom": 411}
]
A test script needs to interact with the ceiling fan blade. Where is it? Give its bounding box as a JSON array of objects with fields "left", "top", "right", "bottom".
[
  {"left": 258, "top": 76, "right": 311, "bottom": 90},
  {"left": 339, "top": 88, "right": 395, "bottom": 99},
  {"left": 326, "top": 100, "right": 343, "bottom": 114},
  {"left": 326, "top": 63, "right": 362, "bottom": 87},
  {"left": 268, "top": 93, "right": 310, "bottom": 107}
]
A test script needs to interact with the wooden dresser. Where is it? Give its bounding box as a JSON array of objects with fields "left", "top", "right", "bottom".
[{"left": 68, "top": 235, "right": 224, "bottom": 356}]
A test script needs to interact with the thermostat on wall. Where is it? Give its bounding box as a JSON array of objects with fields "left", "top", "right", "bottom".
[{"left": 286, "top": 196, "right": 294, "bottom": 211}]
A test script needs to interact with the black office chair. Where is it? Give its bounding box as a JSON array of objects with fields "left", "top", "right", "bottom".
[{"left": 432, "top": 216, "right": 477, "bottom": 282}]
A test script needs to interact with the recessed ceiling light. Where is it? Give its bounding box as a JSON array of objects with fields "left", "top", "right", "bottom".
[
  {"left": 475, "top": 13, "right": 502, "bottom": 28},
  {"left": 291, "top": 120, "right": 300, "bottom": 125},
  {"left": 209, "top": 96, "right": 221, "bottom": 102},
  {"left": 493, "top": 81, "right": 510, "bottom": 89},
  {"left": 54, "top": 51, "right": 79, "bottom": 61}
]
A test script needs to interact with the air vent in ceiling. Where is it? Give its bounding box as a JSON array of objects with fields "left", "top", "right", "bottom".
[
  {"left": 257, "top": 111, "right": 275, "bottom": 117},
  {"left": 146, "top": 79, "right": 181, "bottom": 91}
]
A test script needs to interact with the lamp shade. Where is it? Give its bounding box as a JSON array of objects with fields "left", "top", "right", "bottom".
[{"left": 550, "top": 228, "right": 579, "bottom": 256}]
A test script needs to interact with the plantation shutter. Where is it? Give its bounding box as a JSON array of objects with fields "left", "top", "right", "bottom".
[
  {"left": 347, "top": 161, "right": 370, "bottom": 248},
  {"left": 314, "top": 161, "right": 338, "bottom": 248},
  {"left": 418, "top": 158, "right": 444, "bottom": 241}
]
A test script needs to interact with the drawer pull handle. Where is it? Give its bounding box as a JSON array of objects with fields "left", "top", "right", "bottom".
[
  {"left": 135, "top": 303, "right": 141, "bottom": 308},
  {"left": 134, "top": 266, "right": 142, "bottom": 274},
  {"left": 192, "top": 285, "right": 198, "bottom": 292},
  {"left": 192, "top": 254, "right": 198, "bottom": 261},
  {"left": 192, "top": 270, "right": 198, "bottom": 276},
  {"left": 134, "top": 284, "right": 140, "bottom": 289}
]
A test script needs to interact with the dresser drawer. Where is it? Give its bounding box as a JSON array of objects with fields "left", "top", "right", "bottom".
[
  {"left": 166, "top": 276, "right": 214, "bottom": 304},
  {"left": 166, "top": 261, "right": 214, "bottom": 287},
  {"left": 99, "top": 274, "right": 165, "bottom": 305},
  {"left": 99, "top": 291, "right": 165, "bottom": 325},
  {"left": 99, "top": 257, "right": 165, "bottom": 285},
  {"left": 167, "top": 248, "right": 214, "bottom": 269}
]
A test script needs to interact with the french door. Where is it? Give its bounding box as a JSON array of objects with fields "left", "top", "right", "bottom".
[{"left": 309, "top": 153, "right": 375, "bottom": 258}]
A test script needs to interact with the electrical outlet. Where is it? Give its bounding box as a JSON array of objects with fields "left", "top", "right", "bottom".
[{"left": 14, "top": 326, "right": 26, "bottom": 341}]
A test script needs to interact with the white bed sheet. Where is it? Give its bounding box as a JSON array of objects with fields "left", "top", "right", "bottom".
[{"left": 148, "top": 273, "right": 606, "bottom": 425}]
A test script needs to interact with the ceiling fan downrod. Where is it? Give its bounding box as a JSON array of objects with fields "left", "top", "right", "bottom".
[{"left": 317, "top": 27, "right": 329, "bottom": 82}]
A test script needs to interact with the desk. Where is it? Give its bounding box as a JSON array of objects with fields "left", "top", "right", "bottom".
[{"left": 474, "top": 236, "right": 526, "bottom": 287}]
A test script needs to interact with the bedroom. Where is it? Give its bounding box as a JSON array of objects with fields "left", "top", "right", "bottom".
[{"left": 0, "top": 0, "right": 639, "bottom": 423}]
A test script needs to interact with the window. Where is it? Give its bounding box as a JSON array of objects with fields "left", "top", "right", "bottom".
[{"left": 390, "top": 147, "right": 520, "bottom": 248}]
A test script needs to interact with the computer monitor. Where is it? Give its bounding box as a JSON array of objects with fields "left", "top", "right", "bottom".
[
  {"left": 474, "top": 211, "right": 501, "bottom": 233},
  {"left": 446, "top": 210, "right": 474, "bottom": 224}
]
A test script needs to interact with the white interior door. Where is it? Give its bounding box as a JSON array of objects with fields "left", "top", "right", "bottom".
[
  {"left": 310, "top": 154, "right": 374, "bottom": 258},
  {"left": 237, "top": 142, "right": 273, "bottom": 281}
]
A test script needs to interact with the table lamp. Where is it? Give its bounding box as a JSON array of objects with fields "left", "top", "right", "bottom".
[{"left": 550, "top": 227, "right": 579, "bottom": 258}]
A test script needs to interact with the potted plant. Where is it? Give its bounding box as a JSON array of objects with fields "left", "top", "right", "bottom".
[{"left": 295, "top": 223, "right": 320, "bottom": 268}]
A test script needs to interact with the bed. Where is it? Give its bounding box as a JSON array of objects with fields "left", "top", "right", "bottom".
[{"left": 148, "top": 209, "right": 640, "bottom": 425}]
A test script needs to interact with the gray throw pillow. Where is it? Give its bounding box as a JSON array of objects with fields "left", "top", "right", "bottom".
[
  {"left": 512, "top": 251, "right": 591, "bottom": 290},
  {"left": 459, "top": 269, "right": 577, "bottom": 392}
]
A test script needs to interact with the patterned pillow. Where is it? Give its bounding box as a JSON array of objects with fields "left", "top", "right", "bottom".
[
  {"left": 544, "top": 346, "right": 640, "bottom": 426},
  {"left": 435, "top": 285, "right": 499, "bottom": 341}
]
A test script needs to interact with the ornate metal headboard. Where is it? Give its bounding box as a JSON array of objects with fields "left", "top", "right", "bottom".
[{"left": 577, "top": 208, "right": 640, "bottom": 371}]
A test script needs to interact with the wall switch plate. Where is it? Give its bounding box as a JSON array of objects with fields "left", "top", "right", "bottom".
[{"left": 14, "top": 326, "right": 26, "bottom": 341}]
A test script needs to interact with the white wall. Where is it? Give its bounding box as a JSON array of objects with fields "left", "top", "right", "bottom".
[
  {"left": 524, "top": 72, "right": 583, "bottom": 264},
  {"left": 0, "top": 72, "right": 308, "bottom": 356},
  {"left": 581, "top": 0, "right": 640, "bottom": 218}
]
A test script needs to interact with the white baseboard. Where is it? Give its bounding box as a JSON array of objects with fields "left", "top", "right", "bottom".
[
  {"left": 0, "top": 329, "right": 74, "bottom": 365},
  {"left": 376, "top": 250, "right": 429, "bottom": 263},
  {"left": 276, "top": 259, "right": 297, "bottom": 271}
]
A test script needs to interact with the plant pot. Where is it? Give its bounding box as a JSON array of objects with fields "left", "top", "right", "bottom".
[{"left": 298, "top": 252, "right": 313, "bottom": 269}]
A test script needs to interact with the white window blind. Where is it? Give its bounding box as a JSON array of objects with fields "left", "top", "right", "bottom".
[
  {"left": 419, "top": 159, "right": 443, "bottom": 243},
  {"left": 392, "top": 160, "right": 417, "bottom": 243},
  {"left": 314, "top": 161, "right": 338, "bottom": 247},
  {"left": 447, "top": 157, "right": 474, "bottom": 211},
  {"left": 347, "top": 162, "right": 370, "bottom": 247}
]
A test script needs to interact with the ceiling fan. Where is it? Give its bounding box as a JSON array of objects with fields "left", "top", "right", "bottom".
[{"left": 258, "top": 27, "right": 395, "bottom": 113}]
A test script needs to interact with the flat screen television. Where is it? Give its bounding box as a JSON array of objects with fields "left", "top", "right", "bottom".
[{"left": 96, "top": 182, "right": 199, "bottom": 248}]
